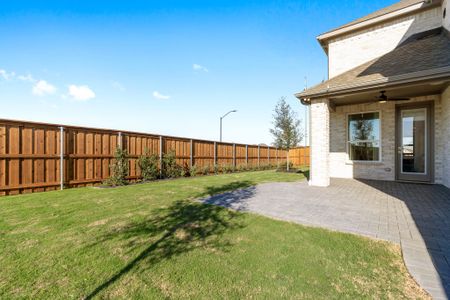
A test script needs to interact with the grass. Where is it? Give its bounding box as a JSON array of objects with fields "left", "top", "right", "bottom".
[{"left": 0, "top": 171, "right": 427, "bottom": 299}]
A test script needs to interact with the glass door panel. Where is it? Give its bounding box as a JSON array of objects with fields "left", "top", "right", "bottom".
[{"left": 401, "top": 108, "right": 426, "bottom": 174}]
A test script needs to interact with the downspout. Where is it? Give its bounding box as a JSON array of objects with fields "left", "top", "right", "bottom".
[{"left": 299, "top": 98, "right": 311, "bottom": 184}]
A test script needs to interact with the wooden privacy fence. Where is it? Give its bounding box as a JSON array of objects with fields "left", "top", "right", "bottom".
[
  {"left": 0, "top": 119, "right": 294, "bottom": 196},
  {"left": 288, "top": 147, "right": 310, "bottom": 166}
]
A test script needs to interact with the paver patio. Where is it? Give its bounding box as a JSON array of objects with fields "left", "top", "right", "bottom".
[{"left": 203, "top": 178, "right": 450, "bottom": 299}]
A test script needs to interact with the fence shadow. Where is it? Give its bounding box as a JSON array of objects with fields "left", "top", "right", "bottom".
[{"left": 84, "top": 181, "right": 255, "bottom": 299}]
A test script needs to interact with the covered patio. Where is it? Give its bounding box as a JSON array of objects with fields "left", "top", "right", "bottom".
[
  {"left": 204, "top": 179, "right": 450, "bottom": 299},
  {"left": 296, "top": 27, "right": 450, "bottom": 188}
]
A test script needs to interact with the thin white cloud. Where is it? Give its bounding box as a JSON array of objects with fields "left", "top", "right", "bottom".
[
  {"left": 111, "top": 81, "right": 125, "bottom": 92},
  {"left": 32, "top": 80, "right": 57, "bottom": 96},
  {"left": 0, "top": 69, "right": 15, "bottom": 80},
  {"left": 153, "top": 91, "right": 170, "bottom": 100},
  {"left": 68, "top": 84, "right": 96, "bottom": 101},
  {"left": 193, "top": 64, "right": 209, "bottom": 72},
  {"left": 17, "top": 74, "right": 36, "bottom": 82}
]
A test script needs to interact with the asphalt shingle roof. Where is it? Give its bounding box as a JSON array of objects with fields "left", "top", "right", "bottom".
[{"left": 297, "top": 28, "right": 450, "bottom": 99}]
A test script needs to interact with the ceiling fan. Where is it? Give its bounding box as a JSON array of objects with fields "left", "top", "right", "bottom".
[{"left": 376, "top": 91, "right": 410, "bottom": 103}]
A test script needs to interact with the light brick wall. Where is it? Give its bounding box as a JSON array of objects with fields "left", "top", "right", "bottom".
[
  {"left": 310, "top": 99, "right": 330, "bottom": 187},
  {"left": 329, "top": 95, "right": 443, "bottom": 183},
  {"left": 444, "top": 0, "right": 450, "bottom": 31},
  {"left": 328, "top": 7, "right": 442, "bottom": 78},
  {"left": 441, "top": 86, "right": 450, "bottom": 188}
]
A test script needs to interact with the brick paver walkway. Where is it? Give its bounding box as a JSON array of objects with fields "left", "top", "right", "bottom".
[{"left": 203, "top": 179, "right": 450, "bottom": 299}]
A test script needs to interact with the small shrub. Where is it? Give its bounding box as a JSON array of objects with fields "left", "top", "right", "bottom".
[
  {"left": 181, "top": 162, "right": 191, "bottom": 177},
  {"left": 223, "top": 164, "right": 234, "bottom": 174},
  {"left": 138, "top": 149, "right": 159, "bottom": 181},
  {"left": 162, "top": 151, "right": 182, "bottom": 178},
  {"left": 277, "top": 161, "right": 294, "bottom": 171},
  {"left": 104, "top": 147, "right": 129, "bottom": 186},
  {"left": 190, "top": 165, "right": 198, "bottom": 177},
  {"left": 201, "top": 165, "right": 211, "bottom": 175},
  {"left": 214, "top": 164, "right": 220, "bottom": 175},
  {"left": 237, "top": 164, "right": 247, "bottom": 172},
  {"left": 260, "top": 164, "right": 273, "bottom": 170}
]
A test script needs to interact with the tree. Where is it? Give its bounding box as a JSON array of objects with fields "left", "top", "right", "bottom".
[{"left": 270, "top": 97, "right": 303, "bottom": 171}]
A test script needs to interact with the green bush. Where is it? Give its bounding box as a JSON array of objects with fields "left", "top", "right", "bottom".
[
  {"left": 214, "top": 164, "right": 220, "bottom": 175},
  {"left": 181, "top": 162, "right": 191, "bottom": 177},
  {"left": 277, "top": 161, "right": 294, "bottom": 171},
  {"left": 223, "top": 164, "right": 234, "bottom": 174},
  {"left": 104, "top": 147, "right": 129, "bottom": 186},
  {"left": 260, "top": 164, "right": 274, "bottom": 170},
  {"left": 237, "top": 164, "right": 247, "bottom": 172},
  {"left": 162, "top": 151, "right": 182, "bottom": 178},
  {"left": 200, "top": 165, "right": 211, "bottom": 175},
  {"left": 138, "top": 149, "right": 159, "bottom": 181},
  {"left": 190, "top": 165, "right": 198, "bottom": 177}
]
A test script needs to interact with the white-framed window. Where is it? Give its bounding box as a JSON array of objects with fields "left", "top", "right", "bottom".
[{"left": 347, "top": 112, "right": 381, "bottom": 162}]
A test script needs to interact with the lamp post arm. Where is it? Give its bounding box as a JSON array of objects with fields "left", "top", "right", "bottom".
[{"left": 219, "top": 110, "right": 237, "bottom": 143}]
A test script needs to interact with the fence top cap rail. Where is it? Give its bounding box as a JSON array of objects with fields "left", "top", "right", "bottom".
[{"left": 0, "top": 118, "right": 284, "bottom": 148}]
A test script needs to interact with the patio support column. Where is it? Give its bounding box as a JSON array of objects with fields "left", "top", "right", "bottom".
[{"left": 309, "top": 98, "right": 330, "bottom": 187}]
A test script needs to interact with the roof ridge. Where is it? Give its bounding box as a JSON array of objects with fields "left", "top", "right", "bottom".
[{"left": 319, "top": 0, "right": 427, "bottom": 39}]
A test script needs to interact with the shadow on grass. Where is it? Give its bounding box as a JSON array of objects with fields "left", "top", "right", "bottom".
[
  {"left": 301, "top": 169, "right": 310, "bottom": 181},
  {"left": 84, "top": 180, "right": 255, "bottom": 299}
]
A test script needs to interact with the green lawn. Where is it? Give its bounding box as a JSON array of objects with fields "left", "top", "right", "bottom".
[{"left": 0, "top": 171, "right": 426, "bottom": 299}]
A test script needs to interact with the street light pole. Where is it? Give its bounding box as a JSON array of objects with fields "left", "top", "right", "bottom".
[{"left": 220, "top": 110, "right": 237, "bottom": 142}]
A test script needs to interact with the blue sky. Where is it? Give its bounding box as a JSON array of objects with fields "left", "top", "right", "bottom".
[{"left": 0, "top": 0, "right": 398, "bottom": 145}]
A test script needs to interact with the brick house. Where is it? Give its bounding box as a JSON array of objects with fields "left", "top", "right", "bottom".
[{"left": 297, "top": 0, "right": 450, "bottom": 188}]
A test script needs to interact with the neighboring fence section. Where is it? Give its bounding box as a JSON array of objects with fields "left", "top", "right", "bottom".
[
  {"left": 0, "top": 119, "right": 298, "bottom": 196},
  {"left": 288, "top": 147, "right": 310, "bottom": 167}
]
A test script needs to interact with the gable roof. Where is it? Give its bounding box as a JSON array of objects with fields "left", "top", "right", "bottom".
[
  {"left": 317, "top": 0, "right": 441, "bottom": 45},
  {"left": 296, "top": 28, "right": 450, "bottom": 100},
  {"left": 326, "top": 0, "right": 424, "bottom": 34}
]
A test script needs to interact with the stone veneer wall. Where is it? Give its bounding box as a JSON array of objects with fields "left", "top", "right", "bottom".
[
  {"left": 328, "top": 6, "right": 442, "bottom": 78},
  {"left": 329, "top": 95, "right": 443, "bottom": 183},
  {"left": 310, "top": 99, "right": 330, "bottom": 187},
  {"left": 441, "top": 86, "right": 450, "bottom": 188}
]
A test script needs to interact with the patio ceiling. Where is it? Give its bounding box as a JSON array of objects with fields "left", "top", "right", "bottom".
[{"left": 330, "top": 79, "right": 450, "bottom": 106}]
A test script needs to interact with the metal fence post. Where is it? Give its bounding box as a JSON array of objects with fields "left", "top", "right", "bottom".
[
  {"left": 190, "top": 139, "right": 194, "bottom": 168},
  {"left": 118, "top": 132, "right": 122, "bottom": 149},
  {"left": 287, "top": 150, "right": 290, "bottom": 171},
  {"left": 257, "top": 145, "right": 260, "bottom": 168},
  {"left": 159, "top": 136, "right": 163, "bottom": 178},
  {"left": 245, "top": 145, "right": 248, "bottom": 166},
  {"left": 276, "top": 147, "right": 279, "bottom": 167},
  {"left": 60, "top": 127, "right": 64, "bottom": 190},
  {"left": 213, "top": 141, "right": 217, "bottom": 168},
  {"left": 233, "top": 144, "right": 236, "bottom": 169}
]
